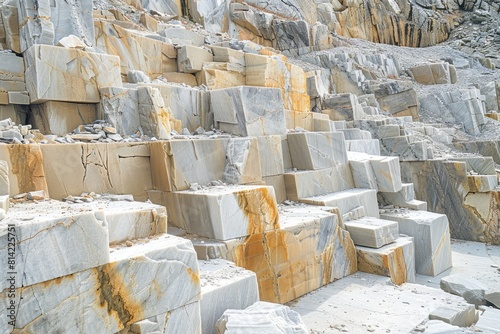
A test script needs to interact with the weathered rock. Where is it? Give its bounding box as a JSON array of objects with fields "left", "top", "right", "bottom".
[
  {"left": 409, "top": 62, "right": 457, "bottom": 85},
  {"left": 216, "top": 301, "right": 308, "bottom": 334},
  {"left": 199, "top": 259, "right": 259, "bottom": 334},
  {"left": 177, "top": 45, "right": 213, "bottom": 73},
  {"left": 440, "top": 274, "right": 488, "bottom": 305},
  {"left": 356, "top": 236, "right": 416, "bottom": 285}
]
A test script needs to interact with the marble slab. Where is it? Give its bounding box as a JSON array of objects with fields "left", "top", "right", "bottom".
[
  {"left": 210, "top": 86, "right": 287, "bottom": 137},
  {"left": 167, "top": 185, "right": 279, "bottom": 240},
  {"left": 199, "top": 259, "right": 259, "bottom": 334},
  {"left": 381, "top": 210, "right": 452, "bottom": 276},
  {"left": 284, "top": 165, "right": 354, "bottom": 201},
  {"left": 344, "top": 217, "right": 399, "bottom": 248},
  {"left": 440, "top": 274, "right": 487, "bottom": 306},
  {"left": 356, "top": 236, "right": 416, "bottom": 285},
  {"left": 216, "top": 301, "right": 308, "bottom": 334},
  {"left": 475, "top": 307, "right": 500, "bottom": 333},
  {"left": 25, "top": 45, "right": 122, "bottom": 104},
  {"left": 428, "top": 305, "right": 478, "bottom": 327},
  {"left": 0, "top": 200, "right": 110, "bottom": 290},
  {"left": 0, "top": 234, "right": 201, "bottom": 333},
  {"left": 288, "top": 131, "right": 348, "bottom": 170},
  {"left": 300, "top": 188, "right": 379, "bottom": 219}
]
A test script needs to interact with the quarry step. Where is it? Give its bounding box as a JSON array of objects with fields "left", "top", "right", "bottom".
[{"left": 344, "top": 216, "right": 399, "bottom": 248}]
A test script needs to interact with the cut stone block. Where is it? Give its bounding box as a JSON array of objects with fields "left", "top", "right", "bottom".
[
  {"left": 349, "top": 157, "right": 377, "bottom": 190},
  {"left": 451, "top": 156, "right": 496, "bottom": 175},
  {"left": 378, "top": 183, "right": 415, "bottom": 204},
  {"left": 197, "top": 68, "right": 246, "bottom": 90},
  {"left": 137, "top": 86, "right": 175, "bottom": 139},
  {"left": 467, "top": 175, "right": 498, "bottom": 193},
  {"left": 167, "top": 185, "right": 279, "bottom": 240},
  {"left": 211, "top": 46, "right": 245, "bottom": 74},
  {"left": 16, "top": 0, "right": 54, "bottom": 52},
  {"left": 428, "top": 305, "right": 479, "bottom": 327},
  {"left": 40, "top": 142, "right": 152, "bottom": 201},
  {"left": 25, "top": 45, "right": 122, "bottom": 103},
  {"left": 72, "top": 199, "right": 168, "bottom": 244},
  {"left": 344, "top": 217, "right": 399, "bottom": 248},
  {"left": 284, "top": 165, "right": 354, "bottom": 201},
  {"left": 287, "top": 131, "right": 348, "bottom": 169},
  {"left": 346, "top": 139, "right": 381, "bottom": 155},
  {"left": 263, "top": 175, "right": 287, "bottom": 203},
  {"left": 440, "top": 274, "right": 488, "bottom": 306},
  {"left": 31, "top": 101, "right": 97, "bottom": 135},
  {"left": 0, "top": 52, "right": 24, "bottom": 82},
  {"left": 348, "top": 152, "right": 403, "bottom": 192},
  {"left": 7, "top": 91, "right": 29, "bottom": 105},
  {"left": 0, "top": 200, "right": 109, "bottom": 290},
  {"left": 356, "top": 236, "right": 416, "bottom": 285},
  {"left": 380, "top": 137, "right": 428, "bottom": 161},
  {"left": 99, "top": 86, "right": 140, "bottom": 136},
  {"left": 321, "top": 93, "right": 367, "bottom": 121},
  {"left": 410, "top": 62, "right": 456, "bottom": 85},
  {"left": 258, "top": 136, "right": 284, "bottom": 177},
  {"left": 380, "top": 210, "right": 452, "bottom": 276},
  {"left": 210, "top": 87, "right": 287, "bottom": 137},
  {"left": 216, "top": 302, "right": 308, "bottom": 334},
  {"left": 177, "top": 45, "right": 213, "bottom": 73},
  {"left": 475, "top": 307, "right": 500, "bottom": 333},
  {"left": 300, "top": 188, "right": 379, "bottom": 219},
  {"left": 161, "top": 28, "right": 205, "bottom": 46},
  {"left": 199, "top": 259, "right": 259, "bottom": 334},
  {"left": 0, "top": 234, "right": 201, "bottom": 333},
  {"left": 1, "top": 5, "right": 21, "bottom": 53}
]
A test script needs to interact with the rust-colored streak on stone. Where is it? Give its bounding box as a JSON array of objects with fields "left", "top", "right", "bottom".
[
  {"left": 8, "top": 144, "right": 49, "bottom": 195},
  {"left": 187, "top": 267, "right": 200, "bottom": 285},
  {"left": 387, "top": 247, "right": 407, "bottom": 285},
  {"left": 96, "top": 264, "right": 144, "bottom": 327},
  {"left": 338, "top": 227, "right": 358, "bottom": 275},
  {"left": 237, "top": 187, "right": 280, "bottom": 236}
]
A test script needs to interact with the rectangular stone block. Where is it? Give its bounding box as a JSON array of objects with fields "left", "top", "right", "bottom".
[
  {"left": 356, "top": 236, "right": 416, "bottom": 285},
  {"left": 288, "top": 131, "right": 348, "bottom": 169},
  {"left": 140, "top": 83, "right": 210, "bottom": 131},
  {"left": 475, "top": 308, "right": 500, "bottom": 333},
  {"left": 258, "top": 136, "right": 284, "bottom": 177},
  {"left": 137, "top": 86, "right": 175, "bottom": 139},
  {"left": 429, "top": 305, "right": 479, "bottom": 327},
  {"left": 284, "top": 166, "right": 354, "bottom": 201},
  {"left": 199, "top": 259, "right": 259, "bottom": 334},
  {"left": 94, "top": 21, "right": 177, "bottom": 78},
  {"left": 166, "top": 185, "right": 279, "bottom": 240},
  {"left": 0, "top": 234, "right": 201, "bottom": 333},
  {"left": 380, "top": 210, "right": 452, "bottom": 276},
  {"left": 40, "top": 142, "right": 152, "bottom": 201},
  {"left": 16, "top": 0, "right": 54, "bottom": 52},
  {"left": 300, "top": 188, "right": 379, "bottom": 219},
  {"left": 467, "top": 175, "right": 498, "bottom": 193},
  {"left": 346, "top": 139, "right": 381, "bottom": 155},
  {"left": 321, "top": 93, "right": 366, "bottom": 121},
  {"left": 99, "top": 86, "right": 140, "bottom": 136},
  {"left": 25, "top": 45, "right": 122, "bottom": 103},
  {"left": 263, "top": 175, "right": 287, "bottom": 203},
  {"left": 0, "top": 52, "right": 24, "bottom": 82},
  {"left": 210, "top": 87, "right": 286, "bottom": 136},
  {"left": 211, "top": 46, "right": 245, "bottom": 74},
  {"left": 344, "top": 217, "right": 399, "bottom": 248},
  {"left": 197, "top": 67, "right": 245, "bottom": 90},
  {"left": 0, "top": 200, "right": 110, "bottom": 290},
  {"left": 7, "top": 91, "right": 29, "bottom": 105},
  {"left": 31, "top": 101, "right": 97, "bottom": 135},
  {"left": 178, "top": 45, "right": 213, "bottom": 73}
]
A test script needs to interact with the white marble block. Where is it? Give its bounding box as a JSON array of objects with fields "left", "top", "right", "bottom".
[
  {"left": 258, "top": 136, "right": 285, "bottom": 177},
  {"left": 300, "top": 188, "right": 379, "bottom": 219},
  {"left": 475, "top": 307, "right": 500, "bottom": 333},
  {"left": 99, "top": 86, "right": 140, "bottom": 136},
  {"left": 346, "top": 139, "right": 381, "bottom": 155},
  {"left": 137, "top": 86, "right": 175, "bottom": 139},
  {"left": 210, "top": 87, "right": 287, "bottom": 137},
  {"left": 0, "top": 200, "right": 109, "bottom": 290},
  {"left": 467, "top": 175, "right": 498, "bottom": 193},
  {"left": 0, "top": 235, "right": 201, "bottom": 333},
  {"left": 216, "top": 301, "right": 308, "bottom": 334},
  {"left": 288, "top": 131, "right": 348, "bottom": 170},
  {"left": 429, "top": 305, "right": 479, "bottom": 327},
  {"left": 16, "top": 0, "right": 54, "bottom": 52},
  {"left": 440, "top": 274, "right": 487, "bottom": 306},
  {"left": 380, "top": 210, "right": 452, "bottom": 276},
  {"left": 356, "top": 236, "right": 416, "bottom": 285},
  {"left": 177, "top": 45, "right": 213, "bottom": 73},
  {"left": 284, "top": 166, "right": 354, "bottom": 201},
  {"left": 344, "top": 217, "right": 399, "bottom": 248},
  {"left": 223, "top": 138, "right": 262, "bottom": 185},
  {"left": 25, "top": 45, "right": 122, "bottom": 103},
  {"left": 0, "top": 52, "right": 24, "bottom": 83},
  {"left": 199, "top": 259, "right": 259, "bottom": 334},
  {"left": 72, "top": 199, "right": 167, "bottom": 244},
  {"left": 168, "top": 185, "right": 279, "bottom": 240},
  {"left": 348, "top": 152, "right": 402, "bottom": 192}
]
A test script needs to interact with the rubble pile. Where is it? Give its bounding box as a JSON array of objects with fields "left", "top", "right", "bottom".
[{"left": 0, "top": 0, "right": 499, "bottom": 333}]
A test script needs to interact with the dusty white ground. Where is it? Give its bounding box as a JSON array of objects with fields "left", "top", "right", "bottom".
[{"left": 288, "top": 240, "right": 500, "bottom": 333}]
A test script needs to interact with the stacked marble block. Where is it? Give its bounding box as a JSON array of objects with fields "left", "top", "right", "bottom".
[
  {"left": 0, "top": 52, "right": 29, "bottom": 124},
  {"left": 0, "top": 197, "right": 208, "bottom": 333}
]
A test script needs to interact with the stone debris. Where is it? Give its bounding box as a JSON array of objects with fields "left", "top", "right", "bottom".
[
  {"left": 428, "top": 305, "right": 479, "bottom": 327},
  {"left": 215, "top": 301, "right": 309, "bottom": 334},
  {"left": 440, "top": 274, "right": 488, "bottom": 306}
]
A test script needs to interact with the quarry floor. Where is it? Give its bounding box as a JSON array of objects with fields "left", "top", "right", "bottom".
[{"left": 288, "top": 240, "right": 500, "bottom": 333}]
